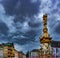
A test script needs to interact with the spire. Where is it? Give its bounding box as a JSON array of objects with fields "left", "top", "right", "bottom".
[{"left": 43, "top": 14, "right": 49, "bottom": 37}]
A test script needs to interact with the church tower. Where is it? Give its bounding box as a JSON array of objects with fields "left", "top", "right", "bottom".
[{"left": 40, "top": 14, "right": 53, "bottom": 57}]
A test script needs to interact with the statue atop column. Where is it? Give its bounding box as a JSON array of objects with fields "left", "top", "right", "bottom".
[{"left": 39, "top": 14, "right": 53, "bottom": 58}]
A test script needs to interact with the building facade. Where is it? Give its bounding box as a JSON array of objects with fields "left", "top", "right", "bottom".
[
  {"left": 30, "top": 49, "right": 39, "bottom": 58},
  {"left": 3, "top": 43, "right": 15, "bottom": 58},
  {"left": 14, "top": 49, "right": 18, "bottom": 58},
  {"left": 23, "top": 54, "right": 26, "bottom": 58},
  {"left": 0, "top": 44, "right": 4, "bottom": 58},
  {"left": 18, "top": 52, "right": 26, "bottom": 58},
  {"left": 51, "top": 41, "right": 60, "bottom": 57}
]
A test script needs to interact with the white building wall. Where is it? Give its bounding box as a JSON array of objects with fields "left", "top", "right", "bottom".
[
  {"left": 0, "top": 49, "right": 4, "bottom": 58},
  {"left": 31, "top": 52, "right": 39, "bottom": 58},
  {"left": 53, "top": 48, "right": 60, "bottom": 56},
  {"left": 56, "top": 48, "right": 60, "bottom": 56},
  {"left": 14, "top": 50, "right": 18, "bottom": 58}
]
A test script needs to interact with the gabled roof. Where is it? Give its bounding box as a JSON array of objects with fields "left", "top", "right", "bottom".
[
  {"left": 51, "top": 40, "right": 60, "bottom": 48},
  {"left": 2, "top": 43, "right": 14, "bottom": 47},
  {"left": 18, "top": 51, "right": 25, "bottom": 55},
  {"left": 31, "top": 49, "right": 40, "bottom": 52}
]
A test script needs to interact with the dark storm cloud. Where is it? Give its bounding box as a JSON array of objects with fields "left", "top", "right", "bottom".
[
  {"left": 2, "top": 0, "right": 41, "bottom": 37},
  {"left": 1, "top": 0, "right": 41, "bottom": 46},
  {"left": 6, "top": 29, "right": 37, "bottom": 45},
  {"left": 28, "top": 21, "right": 41, "bottom": 28},
  {"left": 57, "top": 3, "right": 60, "bottom": 8},
  {"left": 14, "top": 38, "right": 34, "bottom": 45},
  {"left": 2, "top": 0, "right": 40, "bottom": 16},
  {"left": 51, "top": 9, "right": 59, "bottom": 14},
  {"left": 51, "top": 0, "right": 57, "bottom": 4},
  {"left": 23, "top": 30, "right": 37, "bottom": 38},
  {"left": 48, "top": 16, "right": 57, "bottom": 28},
  {"left": 2, "top": 0, "right": 18, "bottom": 15},
  {"left": 18, "top": 0, "right": 40, "bottom": 16},
  {"left": 11, "top": 29, "right": 37, "bottom": 45},
  {"left": 14, "top": 16, "right": 25, "bottom": 23},
  {"left": 54, "top": 21, "right": 60, "bottom": 34},
  {"left": 0, "top": 22, "right": 9, "bottom": 35}
]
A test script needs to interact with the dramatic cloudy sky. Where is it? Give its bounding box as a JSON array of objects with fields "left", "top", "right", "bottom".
[{"left": 0, "top": 0, "right": 60, "bottom": 53}]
